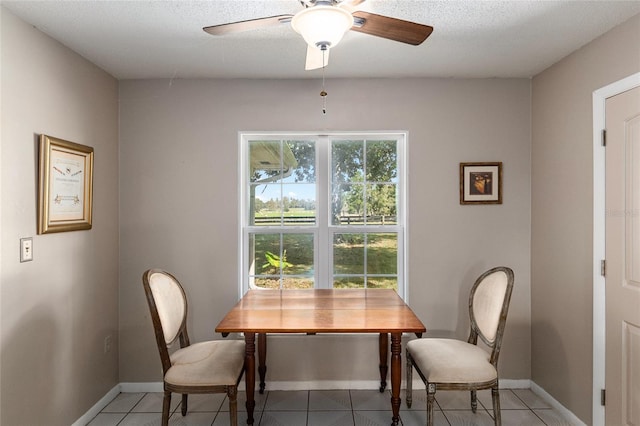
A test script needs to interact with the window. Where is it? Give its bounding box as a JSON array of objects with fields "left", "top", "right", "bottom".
[{"left": 240, "top": 133, "right": 406, "bottom": 298}]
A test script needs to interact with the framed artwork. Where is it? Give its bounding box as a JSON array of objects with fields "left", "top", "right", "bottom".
[
  {"left": 38, "top": 134, "right": 94, "bottom": 234},
  {"left": 460, "top": 162, "right": 502, "bottom": 205}
]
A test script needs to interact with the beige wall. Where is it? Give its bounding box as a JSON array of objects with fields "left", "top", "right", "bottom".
[
  {"left": 118, "top": 77, "right": 532, "bottom": 384},
  {"left": 531, "top": 13, "right": 640, "bottom": 424},
  {"left": 0, "top": 8, "right": 120, "bottom": 425},
  {"left": 3, "top": 2, "right": 638, "bottom": 423}
]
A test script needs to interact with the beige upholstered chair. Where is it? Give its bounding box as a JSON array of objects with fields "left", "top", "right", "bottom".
[
  {"left": 142, "top": 269, "right": 245, "bottom": 426},
  {"left": 406, "top": 266, "right": 514, "bottom": 426}
]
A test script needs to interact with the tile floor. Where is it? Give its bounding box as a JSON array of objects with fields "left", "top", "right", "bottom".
[{"left": 87, "top": 388, "right": 575, "bottom": 426}]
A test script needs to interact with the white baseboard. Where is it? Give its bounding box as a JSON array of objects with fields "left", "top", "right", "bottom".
[
  {"left": 75, "top": 379, "right": 584, "bottom": 426},
  {"left": 71, "top": 384, "right": 120, "bottom": 426},
  {"left": 530, "top": 381, "right": 587, "bottom": 426},
  {"left": 116, "top": 380, "right": 382, "bottom": 393},
  {"left": 120, "top": 382, "right": 164, "bottom": 393},
  {"left": 501, "top": 379, "right": 531, "bottom": 389},
  {"left": 116, "top": 378, "right": 532, "bottom": 393}
]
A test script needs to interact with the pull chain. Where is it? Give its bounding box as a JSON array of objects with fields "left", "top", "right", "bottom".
[{"left": 320, "top": 47, "right": 327, "bottom": 115}]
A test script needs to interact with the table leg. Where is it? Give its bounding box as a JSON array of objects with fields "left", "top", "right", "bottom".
[
  {"left": 244, "top": 333, "right": 256, "bottom": 425},
  {"left": 378, "top": 333, "right": 389, "bottom": 392},
  {"left": 390, "top": 333, "right": 402, "bottom": 426},
  {"left": 258, "top": 333, "right": 267, "bottom": 394}
]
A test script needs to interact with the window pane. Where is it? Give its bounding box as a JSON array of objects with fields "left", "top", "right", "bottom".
[
  {"left": 251, "top": 233, "right": 281, "bottom": 275},
  {"left": 283, "top": 234, "right": 314, "bottom": 276},
  {"left": 282, "top": 234, "right": 314, "bottom": 289},
  {"left": 252, "top": 181, "right": 320, "bottom": 226},
  {"left": 253, "top": 277, "right": 280, "bottom": 289},
  {"left": 366, "top": 233, "right": 397, "bottom": 274},
  {"left": 249, "top": 140, "right": 282, "bottom": 183},
  {"left": 284, "top": 140, "right": 315, "bottom": 184},
  {"left": 333, "top": 233, "right": 364, "bottom": 274},
  {"left": 333, "top": 277, "right": 365, "bottom": 289},
  {"left": 249, "top": 233, "right": 314, "bottom": 290},
  {"left": 332, "top": 183, "right": 365, "bottom": 225},
  {"left": 366, "top": 140, "right": 398, "bottom": 183},
  {"left": 250, "top": 140, "right": 316, "bottom": 226},
  {"left": 282, "top": 183, "right": 315, "bottom": 226},
  {"left": 365, "top": 184, "right": 397, "bottom": 225},
  {"left": 332, "top": 140, "right": 364, "bottom": 183},
  {"left": 282, "top": 277, "right": 314, "bottom": 289},
  {"left": 252, "top": 183, "right": 281, "bottom": 225},
  {"left": 367, "top": 277, "right": 398, "bottom": 290},
  {"left": 333, "top": 233, "right": 398, "bottom": 290},
  {"left": 331, "top": 139, "right": 398, "bottom": 227}
]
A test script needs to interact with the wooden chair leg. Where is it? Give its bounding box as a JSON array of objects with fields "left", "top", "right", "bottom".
[
  {"left": 426, "top": 383, "right": 436, "bottom": 426},
  {"left": 228, "top": 386, "right": 238, "bottom": 426},
  {"left": 471, "top": 390, "right": 477, "bottom": 413},
  {"left": 492, "top": 386, "right": 501, "bottom": 426},
  {"left": 181, "top": 394, "right": 188, "bottom": 416},
  {"left": 406, "top": 351, "right": 413, "bottom": 408},
  {"left": 162, "top": 390, "right": 171, "bottom": 426}
]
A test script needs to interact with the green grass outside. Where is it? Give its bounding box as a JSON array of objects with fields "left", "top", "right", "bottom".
[{"left": 252, "top": 232, "right": 398, "bottom": 290}]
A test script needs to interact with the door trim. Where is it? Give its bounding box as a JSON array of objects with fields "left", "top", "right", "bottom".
[{"left": 592, "top": 72, "right": 640, "bottom": 426}]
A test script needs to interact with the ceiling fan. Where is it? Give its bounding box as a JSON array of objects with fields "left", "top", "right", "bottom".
[{"left": 203, "top": 0, "right": 433, "bottom": 70}]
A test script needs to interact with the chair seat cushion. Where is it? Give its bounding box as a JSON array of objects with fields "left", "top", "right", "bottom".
[
  {"left": 407, "top": 338, "right": 497, "bottom": 384},
  {"left": 165, "top": 340, "right": 245, "bottom": 387}
]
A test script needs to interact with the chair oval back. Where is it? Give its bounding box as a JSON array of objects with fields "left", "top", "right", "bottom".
[
  {"left": 147, "top": 270, "right": 187, "bottom": 345},
  {"left": 469, "top": 267, "right": 514, "bottom": 348}
]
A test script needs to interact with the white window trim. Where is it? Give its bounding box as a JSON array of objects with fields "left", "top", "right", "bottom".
[{"left": 238, "top": 131, "right": 408, "bottom": 300}]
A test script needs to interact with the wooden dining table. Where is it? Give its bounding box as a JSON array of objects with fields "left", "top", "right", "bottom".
[{"left": 215, "top": 288, "right": 426, "bottom": 425}]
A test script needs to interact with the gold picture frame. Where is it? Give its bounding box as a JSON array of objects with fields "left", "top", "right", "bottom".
[
  {"left": 38, "top": 134, "right": 94, "bottom": 234},
  {"left": 460, "top": 162, "right": 502, "bottom": 205}
]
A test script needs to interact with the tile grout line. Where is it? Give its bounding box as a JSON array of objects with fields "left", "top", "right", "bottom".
[
  {"left": 510, "top": 388, "right": 552, "bottom": 426},
  {"left": 308, "top": 390, "right": 312, "bottom": 421},
  {"left": 349, "top": 389, "right": 356, "bottom": 426},
  {"left": 114, "top": 392, "right": 146, "bottom": 426}
]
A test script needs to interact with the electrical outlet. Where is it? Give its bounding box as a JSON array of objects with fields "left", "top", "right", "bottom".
[
  {"left": 20, "top": 238, "right": 33, "bottom": 262},
  {"left": 104, "top": 335, "right": 112, "bottom": 353}
]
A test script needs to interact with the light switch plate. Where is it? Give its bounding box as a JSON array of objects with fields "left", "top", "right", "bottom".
[{"left": 20, "top": 237, "right": 33, "bottom": 262}]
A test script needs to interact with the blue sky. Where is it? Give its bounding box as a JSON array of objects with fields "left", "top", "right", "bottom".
[{"left": 254, "top": 183, "right": 316, "bottom": 203}]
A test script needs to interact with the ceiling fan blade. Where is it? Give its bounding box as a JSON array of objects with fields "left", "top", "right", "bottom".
[
  {"left": 351, "top": 11, "right": 433, "bottom": 45},
  {"left": 305, "top": 46, "right": 329, "bottom": 70},
  {"left": 203, "top": 15, "right": 293, "bottom": 36}
]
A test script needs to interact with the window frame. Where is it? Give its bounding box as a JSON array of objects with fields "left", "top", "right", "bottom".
[{"left": 239, "top": 131, "right": 408, "bottom": 300}]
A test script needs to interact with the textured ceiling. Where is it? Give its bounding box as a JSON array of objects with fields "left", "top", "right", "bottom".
[{"left": 2, "top": 0, "right": 639, "bottom": 80}]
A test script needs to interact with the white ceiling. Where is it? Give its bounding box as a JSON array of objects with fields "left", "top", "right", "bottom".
[{"left": 2, "top": 0, "right": 639, "bottom": 80}]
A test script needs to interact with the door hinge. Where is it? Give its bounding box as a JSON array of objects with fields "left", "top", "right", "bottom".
[
  {"left": 602, "top": 129, "right": 607, "bottom": 147},
  {"left": 601, "top": 259, "right": 606, "bottom": 277},
  {"left": 601, "top": 389, "right": 606, "bottom": 406}
]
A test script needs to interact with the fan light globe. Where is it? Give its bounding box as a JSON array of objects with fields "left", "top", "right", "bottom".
[{"left": 291, "top": 6, "right": 354, "bottom": 50}]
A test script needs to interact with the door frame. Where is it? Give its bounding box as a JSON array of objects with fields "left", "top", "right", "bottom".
[{"left": 592, "top": 72, "right": 640, "bottom": 426}]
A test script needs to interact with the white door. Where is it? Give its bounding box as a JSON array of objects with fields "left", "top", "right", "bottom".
[{"left": 605, "top": 85, "right": 640, "bottom": 426}]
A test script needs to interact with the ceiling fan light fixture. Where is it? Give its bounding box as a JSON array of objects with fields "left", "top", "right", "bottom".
[{"left": 291, "top": 6, "right": 354, "bottom": 50}]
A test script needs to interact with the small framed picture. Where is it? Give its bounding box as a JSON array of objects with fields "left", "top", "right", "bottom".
[
  {"left": 38, "top": 134, "right": 94, "bottom": 234},
  {"left": 460, "top": 162, "right": 502, "bottom": 205}
]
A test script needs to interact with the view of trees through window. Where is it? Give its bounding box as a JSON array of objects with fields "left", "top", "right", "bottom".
[{"left": 242, "top": 134, "right": 405, "bottom": 295}]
